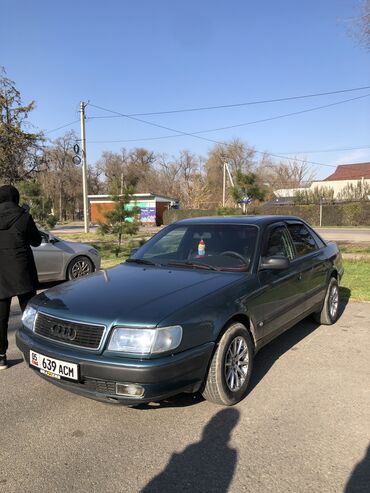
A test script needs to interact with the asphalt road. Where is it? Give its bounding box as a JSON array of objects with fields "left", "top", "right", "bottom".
[
  {"left": 1, "top": 301, "right": 369, "bottom": 492},
  {"left": 316, "top": 228, "right": 370, "bottom": 242}
]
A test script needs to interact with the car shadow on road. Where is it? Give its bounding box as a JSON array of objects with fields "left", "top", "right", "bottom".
[
  {"left": 246, "top": 298, "right": 349, "bottom": 397},
  {"left": 7, "top": 357, "right": 23, "bottom": 368},
  {"left": 339, "top": 286, "right": 351, "bottom": 303},
  {"left": 344, "top": 443, "right": 370, "bottom": 492},
  {"left": 137, "top": 299, "right": 350, "bottom": 409},
  {"left": 141, "top": 408, "right": 239, "bottom": 493},
  {"left": 135, "top": 392, "right": 205, "bottom": 410}
]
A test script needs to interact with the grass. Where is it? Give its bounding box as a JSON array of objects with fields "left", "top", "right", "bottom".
[
  {"left": 56, "top": 231, "right": 370, "bottom": 302},
  {"left": 340, "top": 259, "right": 370, "bottom": 302},
  {"left": 337, "top": 244, "right": 370, "bottom": 301},
  {"left": 338, "top": 242, "right": 370, "bottom": 255},
  {"left": 56, "top": 231, "right": 150, "bottom": 269}
]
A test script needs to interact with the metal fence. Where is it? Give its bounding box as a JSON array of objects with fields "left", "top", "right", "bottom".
[{"left": 163, "top": 202, "right": 370, "bottom": 226}]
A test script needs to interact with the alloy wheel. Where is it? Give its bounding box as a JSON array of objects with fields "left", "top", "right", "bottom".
[
  {"left": 71, "top": 259, "right": 91, "bottom": 278},
  {"left": 329, "top": 285, "right": 339, "bottom": 319},
  {"left": 224, "top": 336, "right": 249, "bottom": 392}
]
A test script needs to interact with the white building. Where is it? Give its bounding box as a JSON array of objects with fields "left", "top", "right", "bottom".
[
  {"left": 273, "top": 162, "right": 370, "bottom": 201},
  {"left": 310, "top": 162, "right": 370, "bottom": 198}
]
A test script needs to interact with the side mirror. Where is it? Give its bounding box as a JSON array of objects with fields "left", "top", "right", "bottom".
[
  {"left": 40, "top": 232, "right": 50, "bottom": 244},
  {"left": 260, "top": 256, "right": 290, "bottom": 271}
]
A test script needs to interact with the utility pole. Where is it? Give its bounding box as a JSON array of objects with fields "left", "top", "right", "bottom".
[
  {"left": 222, "top": 162, "right": 226, "bottom": 206},
  {"left": 80, "top": 101, "right": 89, "bottom": 233},
  {"left": 222, "top": 162, "right": 235, "bottom": 207},
  {"left": 225, "top": 162, "right": 234, "bottom": 187}
]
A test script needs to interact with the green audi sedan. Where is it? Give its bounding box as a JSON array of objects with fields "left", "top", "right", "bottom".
[{"left": 17, "top": 216, "right": 343, "bottom": 406}]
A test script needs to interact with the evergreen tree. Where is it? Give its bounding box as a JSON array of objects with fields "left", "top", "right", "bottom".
[
  {"left": 17, "top": 180, "right": 57, "bottom": 229},
  {"left": 98, "top": 181, "right": 140, "bottom": 257},
  {"left": 231, "top": 171, "right": 266, "bottom": 212},
  {"left": 0, "top": 67, "right": 43, "bottom": 184}
]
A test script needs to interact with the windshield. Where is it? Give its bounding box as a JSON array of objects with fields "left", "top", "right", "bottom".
[{"left": 131, "top": 224, "right": 258, "bottom": 271}]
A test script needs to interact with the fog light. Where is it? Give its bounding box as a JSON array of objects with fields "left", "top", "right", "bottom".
[{"left": 116, "top": 383, "right": 144, "bottom": 398}]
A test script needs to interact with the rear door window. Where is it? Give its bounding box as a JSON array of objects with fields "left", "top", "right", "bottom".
[{"left": 287, "top": 223, "right": 318, "bottom": 257}]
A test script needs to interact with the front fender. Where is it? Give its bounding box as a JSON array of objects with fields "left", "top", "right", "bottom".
[{"left": 158, "top": 276, "right": 260, "bottom": 354}]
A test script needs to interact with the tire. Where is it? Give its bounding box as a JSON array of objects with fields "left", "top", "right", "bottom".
[
  {"left": 202, "top": 322, "right": 254, "bottom": 406},
  {"left": 67, "top": 256, "right": 93, "bottom": 280},
  {"left": 313, "top": 277, "right": 339, "bottom": 325}
]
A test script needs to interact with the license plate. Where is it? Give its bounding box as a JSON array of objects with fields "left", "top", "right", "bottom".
[{"left": 29, "top": 350, "right": 78, "bottom": 381}]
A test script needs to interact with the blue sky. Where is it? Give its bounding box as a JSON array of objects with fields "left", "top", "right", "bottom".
[{"left": 1, "top": 0, "right": 369, "bottom": 179}]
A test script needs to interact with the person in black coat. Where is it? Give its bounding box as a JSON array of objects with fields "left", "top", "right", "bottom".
[{"left": 0, "top": 185, "right": 41, "bottom": 369}]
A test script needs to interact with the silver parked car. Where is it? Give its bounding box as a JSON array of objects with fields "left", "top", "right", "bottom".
[{"left": 32, "top": 231, "right": 101, "bottom": 283}]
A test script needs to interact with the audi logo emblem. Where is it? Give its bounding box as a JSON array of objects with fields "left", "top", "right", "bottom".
[{"left": 50, "top": 324, "right": 77, "bottom": 341}]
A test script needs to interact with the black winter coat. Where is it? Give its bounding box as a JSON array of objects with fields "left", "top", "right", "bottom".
[{"left": 0, "top": 202, "right": 42, "bottom": 299}]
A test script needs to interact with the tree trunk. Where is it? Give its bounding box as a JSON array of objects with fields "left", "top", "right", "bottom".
[
  {"left": 59, "top": 183, "right": 63, "bottom": 222},
  {"left": 116, "top": 232, "right": 122, "bottom": 257}
]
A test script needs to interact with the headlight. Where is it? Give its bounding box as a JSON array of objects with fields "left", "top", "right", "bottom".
[
  {"left": 108, "top": 326, "right": 182, "bottom": 355},
  {"left": 22, "top": 306, "right": 38, "bottom": 331}
]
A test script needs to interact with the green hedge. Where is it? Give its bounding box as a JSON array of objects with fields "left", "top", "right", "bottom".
[
  {"left": 164, "top": 208, "right": 241, "bottom": 224},
  {"left": 163, "top": 202, "right": 370, "bottom": 226},
  {"left": 259, "top": 204, "right": 319, "bottom": 224},
  {"left": 322, "top": 203, "right": 370, "bottom": 226}
]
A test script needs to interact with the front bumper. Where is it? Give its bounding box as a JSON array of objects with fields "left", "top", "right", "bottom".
[{"left": 16, "top": 327, "right": 214, "bottom": 405}]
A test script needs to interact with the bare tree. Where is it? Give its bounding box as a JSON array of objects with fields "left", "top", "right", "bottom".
[
  {"left": 350, "top": 0, "right": 370, "bottom": 50},
  {"left": 96, "top": 149, "right": 128, "bottom": 193},
  {"left": 96, "top": 147, "right": 157, "bottom": 193},
  {"left": 153, "top": 151, "right": 212, "bottom": 208},
  {"left": 127, "top": 147, "right": 156, "bottom": 190},
  {"left": 155, "top": 152, "right": 183, "bottom": 198},
  {"left": 41, "top": 131, "right": 82, "bottom": 221},
  {"left": 263, "top": 159, "right": 316, "bottom": 190},
  {"left": 176, "top": 150, "right": 212, "bottom": 209},
  {"left": 337, "top": 181, "right": 370, "bottom": 201},
  {"left": 205, "top": 139, "right": 256, "bottom": 206},
  {"left": 294, "top": 186, "right": 335, "bottom": 205},
  {"left": 88, "top": 166, "right": 104, "bottom": 195}
]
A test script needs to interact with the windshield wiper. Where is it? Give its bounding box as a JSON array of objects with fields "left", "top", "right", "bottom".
[
  {"left": 125, "top": 258, "right": 158, "bottom": 266},
  {"left": 164, "top": 260, "right": 220, "bottom": 271},
  {"left": 126, "top": 258, "right": 220, "bottom": 271}
]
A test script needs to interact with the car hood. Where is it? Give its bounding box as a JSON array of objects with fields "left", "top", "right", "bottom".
[
  {"left": 55, "top": 240, "right": 95, "bottom": 255},
  {"left": 32, "top": 263, "right": 245, "bottom": 327},
  {"left": 32, "top": 237, "right": 96, "bottom": 256}
]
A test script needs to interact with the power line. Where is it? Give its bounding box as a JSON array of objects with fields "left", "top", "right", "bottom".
[
  {"left": 88, "top": 102, "right": 338, "bottom": 168},
  {"left": 277, "top": 144, "right": 370, "bottom": 154},
  {"left": 86, "top": 84, "right": 370, "bottom": 117},
  {"left": 44, "top": 119, "right": 80, "bottom": 135},
  {"left": 87, "top": 93, "right": 370, "bottom": 144}
]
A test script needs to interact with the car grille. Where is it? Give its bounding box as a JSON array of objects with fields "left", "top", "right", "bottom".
[
  {"left": 34, "top": 312, "right": 105, "bottom": 350},
  {"left": 84, "top": 378, "right": 117, "bottom": 395}
]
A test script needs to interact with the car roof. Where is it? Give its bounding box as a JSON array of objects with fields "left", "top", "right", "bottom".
[{"left": 175, "top": 215, "right": 304, "bottom": 226}]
